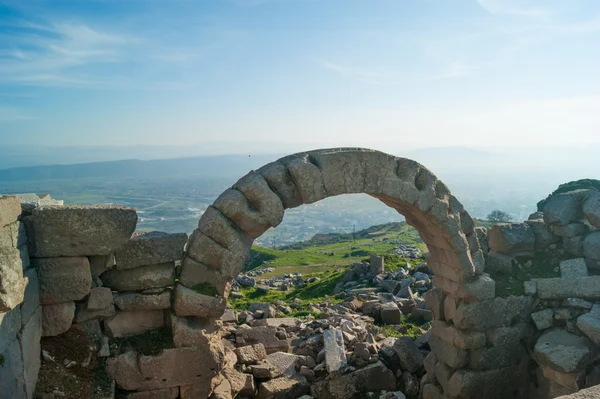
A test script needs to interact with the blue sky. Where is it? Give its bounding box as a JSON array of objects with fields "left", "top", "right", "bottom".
[{"left": 2, "top": 0, "right": 600, "bottom": 150}]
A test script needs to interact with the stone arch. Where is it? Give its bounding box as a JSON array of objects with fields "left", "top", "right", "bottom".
[{"left": 174, "top": 148, "right": 491, "bottom": 318}]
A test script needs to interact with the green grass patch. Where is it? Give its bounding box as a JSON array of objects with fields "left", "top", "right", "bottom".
[{"left": 377, "top": 315, "right": 427, "bottom": 340}]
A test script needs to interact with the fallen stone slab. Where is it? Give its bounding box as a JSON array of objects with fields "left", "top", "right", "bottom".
[
  {"left": 577, "top": 311, "right": 600, "bottom": 346},
  {"left": 173, "top": 284, "right": 226, "bottom": 317},
  {"left": 323, "top": 328, "right": 347, "bottom": 373},
  {"left": 115, "top": 231, "right": 187, "bottom": 270},
  {"left": 236, "top": 325, "right": 290, "bottom": 354},
  {"left": 257, "top": 375, "right": 309, "bottom": 399},
  {"left": 125, "top": 387, "right": 179, "bottom": 399},
  {"left": 537, "top": 276, "right": 600, "bottom": 300},
  {"left": 107, "top": 345, "right": 223, "bottom": 392},
  {"left": 266, "top": 352, "right": 314, "bottom": 377},
  {"left": 104, "top": 310, "right": 164, "bottom": 338},
  {"left": 35, "top": 257, "right": 92, "bottom": 305},
  {"left": 235, "top": 343, "right": 267, "bottom": 365},
  {"left": 559, "top": 258, "right": 588, "bottom": 278},
  {"left": 380, "top": 302, "right": 402, "bottom": 325},
  {"left": 114, "top": 291, "right": 171, "bottom": 311},
  {"left": 555, "top": 384, "right": 600, "bottom": 399},
  {"left": 26, "top": 205, "right": 137, "bottom": 257},
  {"left": 169, "top": 313, "right": 220, "bottom": 348},
  {"left": 101, "top": 262, "right": 175, "bottom": 292},
  {"left": 311, "top": 361, "right": 396, "bottom": 399},
  {"left": 253, "top": 317, "right": 301, "bottom": 328},
  {"left": 488, "top": 223, "right": 535, "bottom": 254},
  {"left": 534, "top": 329, "right": 595, "bottom": 373},
  {"left": 42, "top": 302, "right": 75, "bottom": 337}
]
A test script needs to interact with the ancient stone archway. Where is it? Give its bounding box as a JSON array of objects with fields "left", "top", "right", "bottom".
[{"left": 174, "top": 148, "right": 521, "bottom": 399}]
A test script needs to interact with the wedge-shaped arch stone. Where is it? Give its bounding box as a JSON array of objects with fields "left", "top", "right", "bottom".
[
  {"left": 233, "top": 171, "right": 284, "bottom": 228},
  {"left": 179, "top": 256, "right": 232, "bottom": 296},
  {"left": 197, "top": 206, "right": 253, "bottom": 256},
  {"left": 280, "top": 154, "right": 327, "bottom": 204},
  {"left": 258, "top": 161, "right": 303, "bottom": 209},
  {"left": 213, "top": 189, "right": 272, "bottom": 239},
  {"left": 186, "top": 230, "right": 245, "bottom": 273}
]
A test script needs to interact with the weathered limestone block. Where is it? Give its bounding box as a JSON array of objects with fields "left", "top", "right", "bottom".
[
  {"left": 485, "top": 323, "right": 532, "bottom": 346},
  {"left": 115, "top": 231, "right": 187, "bottom": 270},
  {"left": 114, "top": 291, "right": 171, "bottom": 311},
  {"left": 125, "top": 387, "right": 179, "bottom": 399},
  {"left": 380, "top": 302, "right": 402, "bottom": 324},
  {"left": 173, "top": 284, "right": 226, "bottom": 317},
  {"left": 19, "top": 305, "right": 42, "bottom": 399},
  {"left": 0, "top": 196, "right": 21, "bottom": 227},
  {"left": 0, "top": 246, "right": 26, "bottom": 311},
  {"left": 0, "top": 307, "right": 21, "bottom": 352},
  {"left": 526, "top": 220, "right": 559, "bottom": 250},
  {"left": 323, "top": 328, "right": 347, "bottom": 373},
  {"left": 0, "top": 338, "right": 26, "bottom": 398},
  {"left": 484, "top": 250, "right": 514, "bottom": 275},
  {"left": 555, "top": 384, "right": 600, "bottom": 398},
  {"left": 474, "top": 226, "right": 489, "bottom": 253},
  {"left": 233, "top": 171, "right": 285, "bottom": 228},
  {"left": 544, "top": 190, "right": 588, "bottom": 226},
  {"left": 531, "top": 309, "right": 555, "bottom": 330},
  {"left": 107, "top": 345, "right": 224, "bottom": 391},
  {"left": 223, "top": 367, "right": 255, "bottom": 397},
  {"left": 450, "top": 296, "right": 533, "bottom": 331},
  {"left": 422, "top": 383, "right": 445, "bottom": 399},
  {"left": 434, "top": 360, "right": 453, "bottom": 394},
  {"left": 104, "top": 310, "right": 164, "bottom": 338},
  {"left": 20, "top": 268, "right": 39, "bottom": 327},
  {"left": 542, "top": 365, "right": 585, "bottom": 391},
  {"left": 447, "top": 363, "right": 527, "bottom": 399},
  {"left": 75, "top": 300, "right": 116, "bottom": 323},
  {"left": 537, "top": 276, "right": 600, "bottom": 299},
  {"left": 257, "top": 375, "right": 309, "bottom": 399},
  {"left": 101, "top": 262, "right": 175, "bottom": 291},
  {"left": 185, "top": 230, "right": 246, "bottom": 275},
  {"left": 235, "top": 343, "right": 267, "bottom": 365},
  {"left": 564, "top": 236, "right": 585, "bottom": 256},
  {"left": 170, "top": 313, "right": 220, "bottom": 347},
  {"left": 235, "top": 325, "right": 290, "bottom": 354},
  {"left": 583, "top": 191, "right": 600, "bottom": 229},
  {"left": 87, "top": 287, "right": 114, "bottom": 310},
  {"left": 583, "top": 231, "right": 600, "bottom": 261},
  {"left": 258, "top": 161, "right": 303, "bottom": 209},
  {"left": 433, "top": 273, "right": 495, "bottom": 302},
  {"left": 488, "top": 223, "right": 534, "bottom": 254},
  {"left": 309, "top": 148, "right": 374, "bottom": 196},
  {"left": 424, "top": 288, "right": 446, "bottom": 321},
  {"left": 534, "top": 329, "right": 595, "bottom": 373},
  {"left": 281, "top": 154, "right": 328, "bottom": 204},
  {"left": 310, "top": 361, "right": 396, "bottom": 399},
  {"left": 559, "top": 258, "right": 588, "bottom": 278},
  {"left": 427, "top": 334, "right": 468, "bottom": 369},
  {"left": 213, "top": 188, "right": 273, "bottom": 239},
  {"left": 431, "top": 320, "right": 486, "bottom": 349},
  {"left": 553, "top": 223, "right": 589, "bottom": 238},
  {"left": 26, "top": 205, "right": 137, "bottom": 257},
  {"left": 393, "top": 336, "right": 425, "bottom": 372},
  {"left": 36, "top": 257, "right": 91, "bottom": 304},
  {"left": 197, "top": 206, "right": 253, "bottom": 258},
  {"left": 42, "top": 301, "right": 75, "bottom": 336},
  {"left": 576, "top": 308, "right": 600, "bottom": 346},
  {"left": 89, "top": 253, "right": 115, "bottom": 278},
  {"left": 468, "top": 341, "right": 526, "bottom": 370},
  {"left": 178, "top": 257, "right": 231, "bottom": 296}
]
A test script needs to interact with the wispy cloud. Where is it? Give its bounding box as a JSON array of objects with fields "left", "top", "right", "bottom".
[{"left": 321, "top": 60, "right": 474, "bottom": 86}]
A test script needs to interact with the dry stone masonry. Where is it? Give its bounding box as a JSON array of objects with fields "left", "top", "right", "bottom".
[{"left": 1, "top": 148, "right": 600, "bottom": 398}]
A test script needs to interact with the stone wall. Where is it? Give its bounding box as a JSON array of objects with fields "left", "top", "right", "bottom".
[{"left": 0, "top": 195, "right": 39, "bottom": 398}]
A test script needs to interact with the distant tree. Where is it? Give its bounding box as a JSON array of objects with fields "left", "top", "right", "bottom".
[{"left": 487, "top": 210, "right": 512, "bottom": 223}]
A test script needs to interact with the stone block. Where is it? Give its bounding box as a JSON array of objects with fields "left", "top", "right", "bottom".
[
  {"left": 0, "top": 247, "right": 26, "bottom": 312},
  {"left": 531, "top": 309, "right": 554, "bottom": 330},
  {"left": 323, "top": 328, "right": 347, "bottom": 373},
  {"left": 169, "top": 313, "right": 220, "bottom": 348},
  {"left": 87, "top": 287, "right": 114, "bottom": 310},
  {"left": 424, "top": 288, "right": 445, "bottom": 321},
  {"left": 447, "top": 363, "right": 527, "bottom": 399},
  {"left": 19, "top": 306, "right": 42, "bottom": 399},
  {"left": 223, "top": 367, "right": 255, "bottom": 397},
  {"left": 576, "top": 311, "right": 600, "bottom": 346},
  {"left": 125, "top": 388, "right": 179, "bottom": 399},
  {"left": 26, "top": 205, "right": 137, "bottom": 257},
  {"left": 543, "top": 190, "right": 587, "bottom": 226},
  {"left": 564, "top": 236, "right": 585, "bottom": 256},
  {"left": 468, "top": 341, "right": 526, "bottom": 370},
  {"left": 451, "top": 296, "right": 533, "bottom": 331},
  {"left": 282, "top": 155, "right": 327, "bottom": 204},
  {"left": 310, "top": 361, "right": 396, "bottom": 398},
  {"left": 537, "top": 276, "right": 600, "bottom": 299},
  {"left": 235, "top": 343, "right": 267, "bottom": 365},
  {"left": 526, "top": 219, "right": 559, "bottom": 250},
  {"left": 484, "top": 251, "right": 514, "bottom": 275},
  {"left": 380, "top": 302, "right": 402, "bottom": 324},
  {"left": 258, "top": 161, "right": 303, "bottom": 209},
  {"left": 75, "top": 301, "right": 116, "bottom": 323},
  {"left": 534, "top": 329, "right": 594, "bottom": 373},
  {"left": 235, "top": 326, "right": 290, "bottom": 354},
  {"left": 583, "top": 191, "right": 600, "bottom": 229},
  {"left": 0, "top": 306, "right": 21, "bottom": 353},
  {"left": 173, "top": 284, "right": 226, "bottom": 318},
  {"left": 542, "top": 365, "right": 585, "bottom": 391},
  {"left": 36, "top": 257, "right": 91, "bottom": 305},
  {"left": 178, "top": 256, "right": 231, "bottom": 296},
  {"left": 427, "top": 334, "right": 468, "bottom": 369},
  {"left": 257, "top": 375, "right": 309, "bottom": 399},
  {"left": 107, "top": 345, "right": 224, "bottom": 392},
  {"left": 431, "top": 320, "right": 486, "bottom": 349},
  {"left": 232, "top": 171, "right": 285, "bottom": 229},
  {"left": 488, "top": 223, "right": 534, "bottom": 254},
  {"left": 485, "top": 323, "right": 532, "bottom": 346},
  {"left": 104, "top": 310, "right": 164, "bottom": 338},
  {"left": 101, "top": 262, "right": 175, "bottom": 291},
  {"left": 115, "top": 231, "right": 187, "bottom": 270},
  {"left": 524, "top": 280, "right": 537, "bottom": 296},
  {"left": 197, "top": 207, "right": 253, "bottom": 260},
  {"left": 583, "top": 232, "right": 600, "bottom": 261},
  {"left": 393, "top": 336, "right": 425, "bottom": 372},
  {"left": 0, "top": 196, "right": 21, "bottom": 227},
  {"left": 0, "top": 338, "right": 26, "bottom": 398},
  {"left": 89, "top": 253, "right": 115, "bottom": 278},
  {"left": 114, "top": 291, "right": 171, "bottom": 311},
  {"left": 20, "top": 268, "right": 40, "bottom": 326},
  {"left": 42, "top": 302, "right": 75, "bottom": 337},
  {"left": 554, "top": 223, "right": 589, "bottom": 238},
  {"left": 560, "top": 258, "right": 588, "bottom": 278},
  {"left": 213, "top": 188, "right": 273, "bottom": 239}
]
